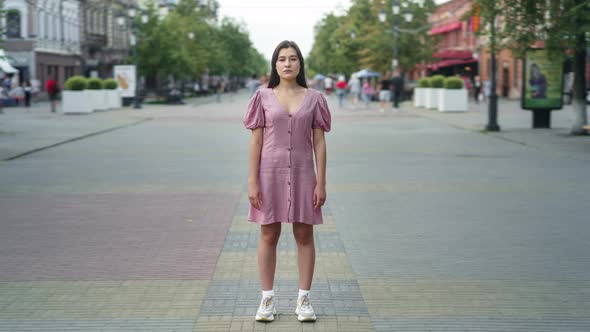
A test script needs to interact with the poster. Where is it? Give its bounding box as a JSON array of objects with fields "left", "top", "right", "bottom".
[
  {"left": 113, "top": 65, "right": 136, "bottom": 98},
  {"left": 521, "top": 49, "right": 563, "bottom": 110}
]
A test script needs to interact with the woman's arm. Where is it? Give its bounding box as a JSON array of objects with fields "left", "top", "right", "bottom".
[
  {"left": 248, "top": 128, "right": 263, "bottom": 209},
  {"left": 313, "top": 128, "right": 327, "bottom": 209}
]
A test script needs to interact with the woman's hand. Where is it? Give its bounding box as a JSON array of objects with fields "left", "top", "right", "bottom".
[
  {"left": 249, "top": 183, "right": 262, "bottom": 210},
  {"left": 313, "top": 185, "right": 326, "bottom": 209}
]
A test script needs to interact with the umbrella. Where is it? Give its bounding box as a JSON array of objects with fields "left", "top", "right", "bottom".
[
  {"left": 313, "top": 73, "right": 326, "bottom": 80},
  {"left": 354, "top": 69, "right": 380, "bottom": 79}
]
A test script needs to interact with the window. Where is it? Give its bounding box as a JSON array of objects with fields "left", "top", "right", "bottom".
[{"left": 6, "top": 10, "right": 21, "bottom": 38}]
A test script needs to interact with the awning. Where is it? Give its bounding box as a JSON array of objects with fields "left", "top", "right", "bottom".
[
  {"left": 0, "top": 49, "right": 18, "bottom": 73},
  {"left": 433, "top": 49, "right": 474, "bottom": 59},
  {"left": 0, "top": 59, "right": 18, "bottom": 73},
  {"left": 429, "top": 22, "right": 462, "bottom": 35},
  {"left": 428, "top": 58, "right": 477, "bottom": 70}
]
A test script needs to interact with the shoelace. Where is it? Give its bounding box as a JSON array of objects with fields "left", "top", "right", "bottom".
[
  {"left": 299, "top": 294, "right": 312, "bottom": 310},
  {"left": 261, "top": 296, "right": 273, "bottom": 310}
]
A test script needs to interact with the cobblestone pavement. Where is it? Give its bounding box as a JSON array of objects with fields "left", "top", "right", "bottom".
[{"left": 0, "top": 92, "right": 589, "bottom": 331}]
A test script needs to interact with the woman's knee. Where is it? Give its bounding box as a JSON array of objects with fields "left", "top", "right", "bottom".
[
  {"left": 293, "top": 223, "right": 314, "bottom": 246},
  {"left": 260, "top": 223, "right": 281, "bottom": 246}
]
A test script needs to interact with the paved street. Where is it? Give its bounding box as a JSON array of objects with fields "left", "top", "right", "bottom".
[{"left": 1, "top": 92, "right": 589, "bottom": 331}]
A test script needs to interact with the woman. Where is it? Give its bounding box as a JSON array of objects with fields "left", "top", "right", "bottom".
[
  {"left": 348, "top": 74, "right": 361, "bottom": 105},
  {"left": 243, "top": 40, "right": 331, "bottom": 322}
]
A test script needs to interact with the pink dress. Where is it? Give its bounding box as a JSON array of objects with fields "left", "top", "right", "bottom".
[{"left": 243, "top": 88, "right": 331, "bottom": 225}]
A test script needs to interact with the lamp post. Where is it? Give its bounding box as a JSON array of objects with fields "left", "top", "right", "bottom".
[
  {"left": 485, "top": 15, "right": 500, "bottom": 131},
  {"left": 118, "top": 8, "right": 148, "bottom": 109},
  {"left": 379, "top": 1, "right": 416, "bottom": 72}
]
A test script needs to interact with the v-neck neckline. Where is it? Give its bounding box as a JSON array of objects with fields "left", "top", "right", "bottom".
[{"left": 270, "top": 88, "right": 309, "bottom": 116}]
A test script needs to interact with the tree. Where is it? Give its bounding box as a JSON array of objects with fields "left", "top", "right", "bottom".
[
  {"left": 307, "top": 0, "right": 437, "bottom": 77},
  {"left": 133, "top": 0, "right": 264, "bottom": 92},
  {"left": 474, "top": 0, "right": 590, "bottom": 134}
]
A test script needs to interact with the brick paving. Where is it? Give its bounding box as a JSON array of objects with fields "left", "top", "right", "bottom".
[{"left": 0, "top": 92, "right": 589, "bottom": 331}]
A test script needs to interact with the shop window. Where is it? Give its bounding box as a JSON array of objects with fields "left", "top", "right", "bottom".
[{"left": 6, "top": 10, "right": 21, "bottom": 38}]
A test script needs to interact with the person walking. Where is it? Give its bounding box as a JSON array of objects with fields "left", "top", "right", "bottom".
[
  {"left": 23, "top": 80, "right": 33, "bottom": 107},
  {"left": 390, "top": 69, "right": 404, "bottom": 111},
  {"left": 45, "top": 76, "right": 58, "bottom": 112},
  {"left": 335, "top": 75, "right": 347, "bottom": 109},
  {"left": 362, "top": 79, "right": 374, "bottom": 108},
  {"left": 473, "top": 75, "right": 482, "bottom": 103},
  {"left": 243, "top": 40, "right": 331, "bottom": 323},
  {"left": 377, "top": 73, "right": 392, "bottom": 112},
  {"left": 348, "top": 74, "right": 361, "bottom": 106}
]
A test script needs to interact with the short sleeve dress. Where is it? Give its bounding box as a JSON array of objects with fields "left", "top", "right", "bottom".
[{"left": 243, "top": 88, "right": 331, "bottom": 225}]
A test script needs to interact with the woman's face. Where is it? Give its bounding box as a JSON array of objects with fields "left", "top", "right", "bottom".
[{"left": 275, "top": 47, "right": 300, "bottom": 82}]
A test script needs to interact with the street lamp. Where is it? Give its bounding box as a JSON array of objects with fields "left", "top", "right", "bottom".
[
  {"left": 380, "top": 1, "right": 429, "bottom": 72},
  {"left": 118, "top": 8, "right": 148, "bottom": 109},
  {"left": 380, "top": 1, "right": 405, "bottom": 71}
]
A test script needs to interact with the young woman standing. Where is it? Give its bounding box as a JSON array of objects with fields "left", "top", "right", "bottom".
[{"left": 243, "top": 40, "right": 331, "bottom": 322}]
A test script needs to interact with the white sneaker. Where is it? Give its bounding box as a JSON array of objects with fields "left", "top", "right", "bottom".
[
  {"left": 255, "top": 296, "right": 276, "bottom": 321},
  {"left": 295, "top": 294, "right": 316, "bottom": 321}
]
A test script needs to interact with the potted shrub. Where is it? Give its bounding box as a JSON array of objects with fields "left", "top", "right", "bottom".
[
  {"left": 103, "top": 78, "right": 121, "bottom": 109},
  {"left": 62, "top": 76, "right": 92, "bottom": 114},
  {"left": 86, "top": 78, "right": 107, "bottom": 111},
  {"left": 414, "top": 78, "right": 430, "bottom": 107},
  {"left": 425, "top": 75, "right": 444, "bottom": 109},
  {"left": 438, "top": 77, "right": 468, "bottom": 112}
]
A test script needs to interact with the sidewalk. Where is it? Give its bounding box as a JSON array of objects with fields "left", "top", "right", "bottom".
[
  {"left": 0, "top": 95, "right": 218, "bottom": 161},
  {"left": 328, "top": 95, "right": 590, "bottom": 161},
  {"left": 0, "top": 90, "right": 589, "bottom": 331}
]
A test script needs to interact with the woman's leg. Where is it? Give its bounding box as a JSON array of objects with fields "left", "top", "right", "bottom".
[
  {"left": 292, "top": 223, "right": 315, "bottom": 290},
  {"left": 258, "top": 223, "right": 282, "bottom": 290}
]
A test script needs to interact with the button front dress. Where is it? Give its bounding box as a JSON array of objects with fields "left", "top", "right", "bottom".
[{"left": 243, "top": 88, "right": 331, "bottom": 225}]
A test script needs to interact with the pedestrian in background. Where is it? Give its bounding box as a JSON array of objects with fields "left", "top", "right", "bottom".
[
  {"left": 473, "top": 75, "right": 482, "bottom": 103},
  {"left": 247, "top": 74, "right": 261, "bottom": 96},
  {"left": 324, "top": 75, "right": 333, "bottom": 95},
  {"left": 348, "top": 74, "right": 361, "bottom": 106},
  {"left": 378, "top": 73, "right": 392, "bottom": 112},
  {"left": 244, "top": 40, "right": 331, "bottom": 323},
  {"left": 362, "top": 79, "right": 374, "bottom": 107},
  {"left": 45, "top": 76, "right": 58, "bottom": 113},
  {"left": 390, "top": 69, "right": 404, "bottom": 111},
  {"left": 23, "top": 80, "right": 32, "bottom": 108},
  {"left": 335, "top": 75, "right": 347, "bottom": 109}
]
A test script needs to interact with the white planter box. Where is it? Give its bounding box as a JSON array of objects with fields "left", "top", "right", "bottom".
[
  {"left": 438, "top": 89, "right": 468, "bottom": 112},
  {"left": 106, "top": 90, "right": 122, "bottom": 109},
  {"left": 414, "top": 88, "right": 426, "bottom": 107},
  {"left": 425, "top": 88, "right": 442, "bottom": 109},
  {"left": 62, "top": 91, "right": 93, "bottom": 114},
  {"left": 87, "top": 90, "right": 108, "bottom": 111}
]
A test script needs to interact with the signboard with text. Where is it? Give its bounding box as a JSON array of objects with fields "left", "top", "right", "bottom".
[
  {"left": 113, "top": 65, "right": 136, "bottom": 98},
  {"left": 521, "top": 49, "right": 563, "bottom": 110}
]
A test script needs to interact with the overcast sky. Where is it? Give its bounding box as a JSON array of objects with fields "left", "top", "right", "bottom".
[
  {"left": 217, "top": 0, "right": 351, "bottom": 59},
  {"left": 217, "top": 0, "right": 447, "bottom": 61}
]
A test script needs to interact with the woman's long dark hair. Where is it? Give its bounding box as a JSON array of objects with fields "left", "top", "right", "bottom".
[{"left": 268, "top": 40, "right": 307, "bottom": 89}]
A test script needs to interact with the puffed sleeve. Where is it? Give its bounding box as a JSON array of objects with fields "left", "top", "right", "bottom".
[
  {"left": 243, "top": 90, "right": 265, "bottom": 130},
  {"left": 312, "top": 93, "right": 331, "bottom": 132}
]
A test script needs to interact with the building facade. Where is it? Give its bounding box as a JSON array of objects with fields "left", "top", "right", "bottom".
[
  {"left": 3, "top": 0, "right": 81, "bottom": 89},
  {"left": 409, "top": 0, "right": 524, "bottom": 99},
  {"left": 2, "top": 0, "right": 134, "bottom": 93}
]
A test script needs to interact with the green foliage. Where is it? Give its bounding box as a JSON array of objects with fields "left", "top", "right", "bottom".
[
  {"left": 307, "top": 0, "right": 438, "bottom": 76},
  {"left": 417, "top": 78, "right": 430, "bottom": 87},
  {"left": 86, "top": 78, "right": 104, "bottom": 90},
  {"left": 444, "top": 77, "right": 464, "bottom": 89},
  {"left": 132, "top": 0, "right": 264, "bottom": 87},
  {"left": 429, "top": 75, "right": 445, "bottom": 88},
  {"left": 64, "top": 76, "right": 88, "bottom": 91},
  {"left": 103, "top": 79, "right": 118, "bottom": 90}
]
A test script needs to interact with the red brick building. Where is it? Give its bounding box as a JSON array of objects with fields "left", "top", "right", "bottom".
[{"left": 409, "top": 0, "right": 524, "bottom": 99}]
